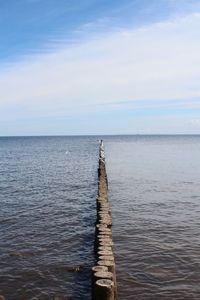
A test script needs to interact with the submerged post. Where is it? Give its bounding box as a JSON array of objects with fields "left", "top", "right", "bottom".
[{"left": 92, "top": 140, "right": 117, "bottom": 300}]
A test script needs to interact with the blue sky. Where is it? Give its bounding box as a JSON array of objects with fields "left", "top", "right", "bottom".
[
  {"left": 0, "top": 0, "right": 175, "bottom": 61},
  {"left": 0, "top": 0, "right": 200, "bottom": 135}
]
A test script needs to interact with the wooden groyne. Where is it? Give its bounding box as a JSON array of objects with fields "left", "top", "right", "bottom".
[{"left": 92, "top": 140, "right": 117, "bottom": 300}]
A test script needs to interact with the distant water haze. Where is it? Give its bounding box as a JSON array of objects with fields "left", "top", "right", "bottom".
[{"left": 0, "top": 135, "right": 200, "bottom": 299}]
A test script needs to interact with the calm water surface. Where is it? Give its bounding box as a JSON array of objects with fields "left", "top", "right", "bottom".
[
  {"left": 105, "top": 135, "right": 200, "bottom": 300},
  {"left": 0, "top": 135, "right": 200, "bottom": 300},
  {"left": 0, "top": 136, "right": 98, "bottom": 300}
]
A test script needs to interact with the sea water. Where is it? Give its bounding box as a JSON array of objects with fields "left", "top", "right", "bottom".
[
  {"left": 0, "top": 136, "right": 98, "bottom": 300},
  {"left": 0, "top": 135, "right": 200, "bottom": 299},
  {"left": 105, "top": 135, "right": 200, "bottom": 300}
]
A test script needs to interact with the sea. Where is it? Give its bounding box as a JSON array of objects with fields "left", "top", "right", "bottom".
[{"left": 0, "top": 135, "right": 200, "bottom": 300}]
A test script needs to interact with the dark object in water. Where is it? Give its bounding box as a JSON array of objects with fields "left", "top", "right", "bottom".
[
  {"left": 65, "top": 266, "right": 81, "bottom": 273},
  {"left": 9, "top": 251, "right": 34, "bottom": 258}
]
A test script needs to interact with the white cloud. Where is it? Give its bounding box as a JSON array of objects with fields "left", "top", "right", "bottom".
[
  {"left": 188, "top": 119, "right": 200, "bottom": 126},
  {"left": 0, "top": 12, "right": 200, "bottom": 120}
]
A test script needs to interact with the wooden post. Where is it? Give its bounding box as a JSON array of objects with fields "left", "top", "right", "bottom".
[
  {"left": 94, "top": 279, "right": 114, "bottom": 300},
  {"left": 92, "top": 140, "right": 117, "bottom": 300}
]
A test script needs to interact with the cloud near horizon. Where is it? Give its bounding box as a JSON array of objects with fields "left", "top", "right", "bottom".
[{"left": 0, "top": 11, "right": 200, "bottom": 134}]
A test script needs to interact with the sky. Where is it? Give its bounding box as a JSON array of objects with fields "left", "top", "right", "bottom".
[{"left": 0, "top": 0, "right": 200, "bottom": 135}]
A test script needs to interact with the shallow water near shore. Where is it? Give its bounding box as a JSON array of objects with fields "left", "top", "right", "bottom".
[{"left": 0, "top": 135, "right": 200, "bottom": 299}]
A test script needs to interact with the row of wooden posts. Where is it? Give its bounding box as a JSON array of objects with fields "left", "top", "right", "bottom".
[{"left": 92, "top": 140, "right": 117, "bottom": 300}]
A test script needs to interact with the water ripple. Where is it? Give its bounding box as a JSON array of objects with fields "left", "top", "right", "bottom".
[
  {"left": 0, "top": 136, "right": 98, "bottom": 300},
  {"left": 106, "top": 135, "right": 200, "bottom": 300}
]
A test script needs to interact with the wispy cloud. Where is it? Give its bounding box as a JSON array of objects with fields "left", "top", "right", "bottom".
[
  {"left": 188, "top": 119, "right": 200, "bottom": 126},
  {"left": 0, "top": 11, "right": 200, "bottom": 134}
]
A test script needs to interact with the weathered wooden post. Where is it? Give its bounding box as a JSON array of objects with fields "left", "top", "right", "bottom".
[
  {"left": 94, "top": 279, "right": 114, "bottom": 300},
  {"left": 92, "top": 140, "right": 117, "bottom": 300}
]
